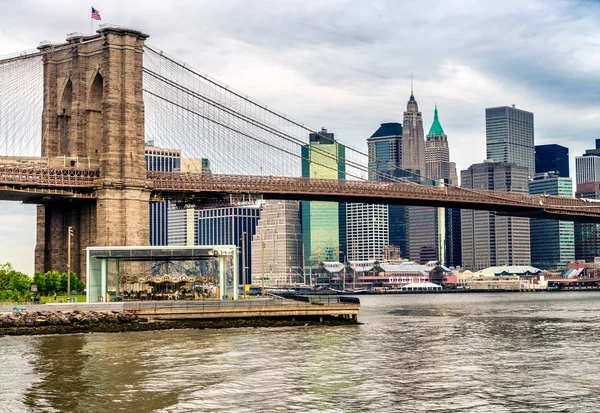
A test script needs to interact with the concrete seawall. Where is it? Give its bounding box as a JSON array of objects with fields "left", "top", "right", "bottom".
[{"left": 0, "top": 297, "right": 360, "bottom": 336}]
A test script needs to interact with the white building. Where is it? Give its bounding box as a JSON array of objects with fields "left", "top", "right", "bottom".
[{"left": 346, "top": 203, "right": 389, "bottom": 261}]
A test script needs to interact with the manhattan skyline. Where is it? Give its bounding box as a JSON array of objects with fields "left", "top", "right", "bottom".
[{"left": 0, "top": 0, "right": 598, "bottom": 273}]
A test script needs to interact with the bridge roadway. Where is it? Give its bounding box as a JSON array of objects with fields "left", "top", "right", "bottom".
[{"left": 0, "top": 164, "right": 599, "bottom": 222}]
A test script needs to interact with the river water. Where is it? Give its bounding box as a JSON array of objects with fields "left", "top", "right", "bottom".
[{"left": 2, "top": 292, "right": 600, "bottom": 412}]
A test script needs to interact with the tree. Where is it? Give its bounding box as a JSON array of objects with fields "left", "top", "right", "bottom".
[{"left": 0, "top": 262, "right": 32, "bottom": 302}]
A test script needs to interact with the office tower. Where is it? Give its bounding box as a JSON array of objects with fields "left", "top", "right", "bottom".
[
  {"left": 535, "top": 144, "right": 569, "bottom": 177},
  {"left": 575, "top": 141, "right": 600, "bottom": 185},
  {"left": 346, "top": 203, "right": 389, "bottom": 261},
  {"left": 576, "top": 155, "right": 600, "bottom": 185},
  {"left": 168, "top": 206, "right": 199, "bottom": 246},
  {"left": 251, "top": 200, "right": 302, "bottom": 285},
  {"left": 575, "top": 182, "right": 600, "bottom": 261},
  {"left": 366, "top": 122, "right": 400, "bottom": 256},
  {"left": 461, "top": 161, "right": 530, "bottom": 270},
  {"left": 486, "top": 105, "right": 535, "bottom": 176},
  {"left": 402, "top": 89, "right": 426, "bottom": 177},
  {"left": 529, "top": 173, "right": 575, "bottom": 269},
  {"left": 167, "top": 157, "right": 211, "bottom": 246},
  {"left": 301, "top": 128, "right": 346, "bottom": 266},
  {"left": 145, "top": 145, "right": 181, "bottom": 246},
  {"left": 197, "top": 205, "right": 261, "bottom": 284}
]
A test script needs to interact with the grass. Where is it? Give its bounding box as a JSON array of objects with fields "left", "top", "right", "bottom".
[{"left": 39, "top": 295, "right": 86, "bottom": 304}]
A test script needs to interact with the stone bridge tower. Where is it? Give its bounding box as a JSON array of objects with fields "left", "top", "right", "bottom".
[{"left": 35, "top": 27, "right": 151, "bottom": 279}]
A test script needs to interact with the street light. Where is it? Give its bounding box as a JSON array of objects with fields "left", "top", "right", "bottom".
[
  {"left": 241, "top": 231, "right": 247, "bottom": 299},
  {"left": 67, "top": 226, "right": 73, "bottom": 299}
]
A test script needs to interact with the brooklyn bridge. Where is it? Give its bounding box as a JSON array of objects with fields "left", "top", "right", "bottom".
[{"left": 0, "top": 25, "right": 598, "bottom": 277}]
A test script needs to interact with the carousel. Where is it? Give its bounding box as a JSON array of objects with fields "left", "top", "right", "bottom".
[
  {"left": 119, "top": 261, "right": 220, "bottom": 300},
  {"left": 86, "top": 245, "right": 239, "bottom": 303}
]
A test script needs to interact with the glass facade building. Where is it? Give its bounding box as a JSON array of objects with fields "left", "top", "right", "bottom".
[
  {"left": 301, "top": 128, "right": 346, "bottom": 266},
  {"left": 575, "top": 182, "right": 600, "bottom": 262},
  {"left": 529, "top": 173, "right": 575, "bottom": 269},
  {"left": 486, "top": 106, "right": 535, "bottom": 177},
  {"left": 145, "top": 146, "right": 181, "bottom": 246},
  {"left": 366, "top": 123, "right": 402, "bottom": 256},
  {"left": 535, "top": 144, "right": 569, "bottom": 178},
  {"left": 197, "top": 206, "right": 261, "bottom": 284}
]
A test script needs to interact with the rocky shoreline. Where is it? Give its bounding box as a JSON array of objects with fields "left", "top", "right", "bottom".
[{"left": 0, "top": 310, "right": 357, "bottom": 336}]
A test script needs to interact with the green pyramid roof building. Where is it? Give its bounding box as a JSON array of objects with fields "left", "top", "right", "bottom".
[{"left": 427, "top": 104, "right": 446, "bottom": 138}]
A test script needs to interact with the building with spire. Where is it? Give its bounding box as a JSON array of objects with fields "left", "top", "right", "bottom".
[
  {"left": 406, "top": 105, "right": 460, "bottom": 266},
  {"left": 402, "top": 87, "right": 426, "bottom": 179},
  {"left": 425, "top": 105, "right": 457, "bottom": 183}
]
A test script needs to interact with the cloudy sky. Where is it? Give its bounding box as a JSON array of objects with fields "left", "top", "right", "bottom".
[{"left": 0, "top": 0, "right": 598, "bottom": 274}]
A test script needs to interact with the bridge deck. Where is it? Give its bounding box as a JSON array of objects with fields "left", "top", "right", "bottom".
[{"left": 0, "top": 165, "right": 599, "bottom": 221}]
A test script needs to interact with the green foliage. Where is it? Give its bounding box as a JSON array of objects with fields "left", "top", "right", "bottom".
[
  {"left": 0, "top": 262, "right": 32, "bottom": 302},
  {"left": 35, "top": 271, "right": 85, "bottom": 295}
]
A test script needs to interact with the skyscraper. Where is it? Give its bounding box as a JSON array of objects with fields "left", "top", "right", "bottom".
[
  {"left": 168, "top": 157, "right": 211, "bottom": 247},
  {"left": 535, "top": 144, "right": 569, "bottom": 177},
  {"left": 529, "top": 173, "right": 575, "bottom": 269},
  {"left": 402, "top": 90, "right": 426, "bottom": 177},
  {"left": 486, "top": 106, "right": 535, "bottom": 176},
  {"left": 425, "top": 105, "right": 456, "bottom": 182},
  {"left": 251, "top": 200, "right": 302, "bottom": 285},
  {"left": 366, "top": 123, "right": 401, "bottom": 256},
  {"left": 301, "top": 128, "right": 346, "bottom": 266},
  {"left": 346, "top": 203, "right": 389, "bottom": 261},
  {"left": 406, "top": 104, "right": 459, "bottom": 265},
  {"left": 197, "top": 205, "right": 261, "bottom": 284},
  {"left": 575, "top": 182, "right": 600, "bottom": 262},
  {"left": 461, "top": 161, "right": 530, "bottom": 270},
  {"left": 145, "top": 145, "right": 181, "bottom": 246},
  {"left": 575, "top": 141, "right": 600, "bottom": 185}
]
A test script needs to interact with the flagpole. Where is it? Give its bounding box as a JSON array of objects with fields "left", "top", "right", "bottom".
[{"left": 90, "top": 8, "right": 93, "bottom": 35}]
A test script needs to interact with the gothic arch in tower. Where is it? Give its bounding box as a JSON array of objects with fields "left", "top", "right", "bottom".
[
  {"left": 87, "top": 71, "right": 104, "bottom": 157},
  {"left": 58, "top": 78, "right": 73, "bottom": 155}
]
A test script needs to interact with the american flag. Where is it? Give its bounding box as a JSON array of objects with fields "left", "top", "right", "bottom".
[{"left": 91, "top": 7, "right": 101, "bottom": 20}]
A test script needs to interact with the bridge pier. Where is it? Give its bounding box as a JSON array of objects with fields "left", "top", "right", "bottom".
[{"left": 35, "top": 26, "right": 150, "bottom": 279}]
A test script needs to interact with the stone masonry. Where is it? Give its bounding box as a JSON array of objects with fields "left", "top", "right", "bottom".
[{"left": 35, "top": 27, "right": 152, "bottom": 280}]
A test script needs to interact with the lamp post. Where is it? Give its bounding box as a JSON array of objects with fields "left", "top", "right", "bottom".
[
  {"left": 261, "top": 241, "right": 265, "bottom": 298},
  {"left": 241, "top": 231, "right": 247, "bottom": 299},
  {"left": 67, "top": 226, "right": 73, "bottom": 299}
]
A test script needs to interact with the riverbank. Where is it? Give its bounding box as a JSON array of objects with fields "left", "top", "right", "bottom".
[{"left": 0, "top": 310, "right": 358, "bottom": 337}]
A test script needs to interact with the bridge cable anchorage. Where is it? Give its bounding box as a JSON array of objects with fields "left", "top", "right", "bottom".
[{"left": 143, "top": 46, "right": 425, "bottom": 185}]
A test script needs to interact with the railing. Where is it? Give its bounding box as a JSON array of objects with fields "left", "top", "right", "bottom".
[
  {"left": 149, "top": 172, "right": 600, "bottom": 216},
  {"left": 0, "top": 165, "right": 598, "bottom": 219},
  {"left": 0, "top": 165, "right": 98, "bottom": 187},
  {"left": 282, "top": 295, "right": 360, "bottom": 306},
  {"left": 121, "top": 297, "right": 359, "bottom": 312}
]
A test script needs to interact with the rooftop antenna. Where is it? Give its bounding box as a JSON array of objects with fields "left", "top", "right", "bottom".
[{"left": 410, "top": 73, "right": 414, "bottom": 96}]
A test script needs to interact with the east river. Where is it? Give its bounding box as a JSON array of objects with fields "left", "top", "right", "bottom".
[{"left": 2, "top": 292, "right": 600, "bottom": 412}]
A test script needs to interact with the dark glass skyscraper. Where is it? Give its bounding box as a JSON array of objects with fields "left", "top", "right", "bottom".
[
  {"left": 575, "top": 182, "right": 600, "bottom": 262},
  {"left": 197, "top": 206, "right": 261, "bottom": 284},
  {"left": 145, "top": 145, "right": 181, "bottom": 246},
  {"left": 535, "top": 144, "right": 569, "bottom": 177},
  {"left": 367, "top": 123, "right": 406, "bottom": 256}
]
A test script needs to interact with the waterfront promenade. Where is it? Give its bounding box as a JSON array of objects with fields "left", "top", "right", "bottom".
[{"left": 0, "top": 296, "right": 360, "bottom": 322}]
